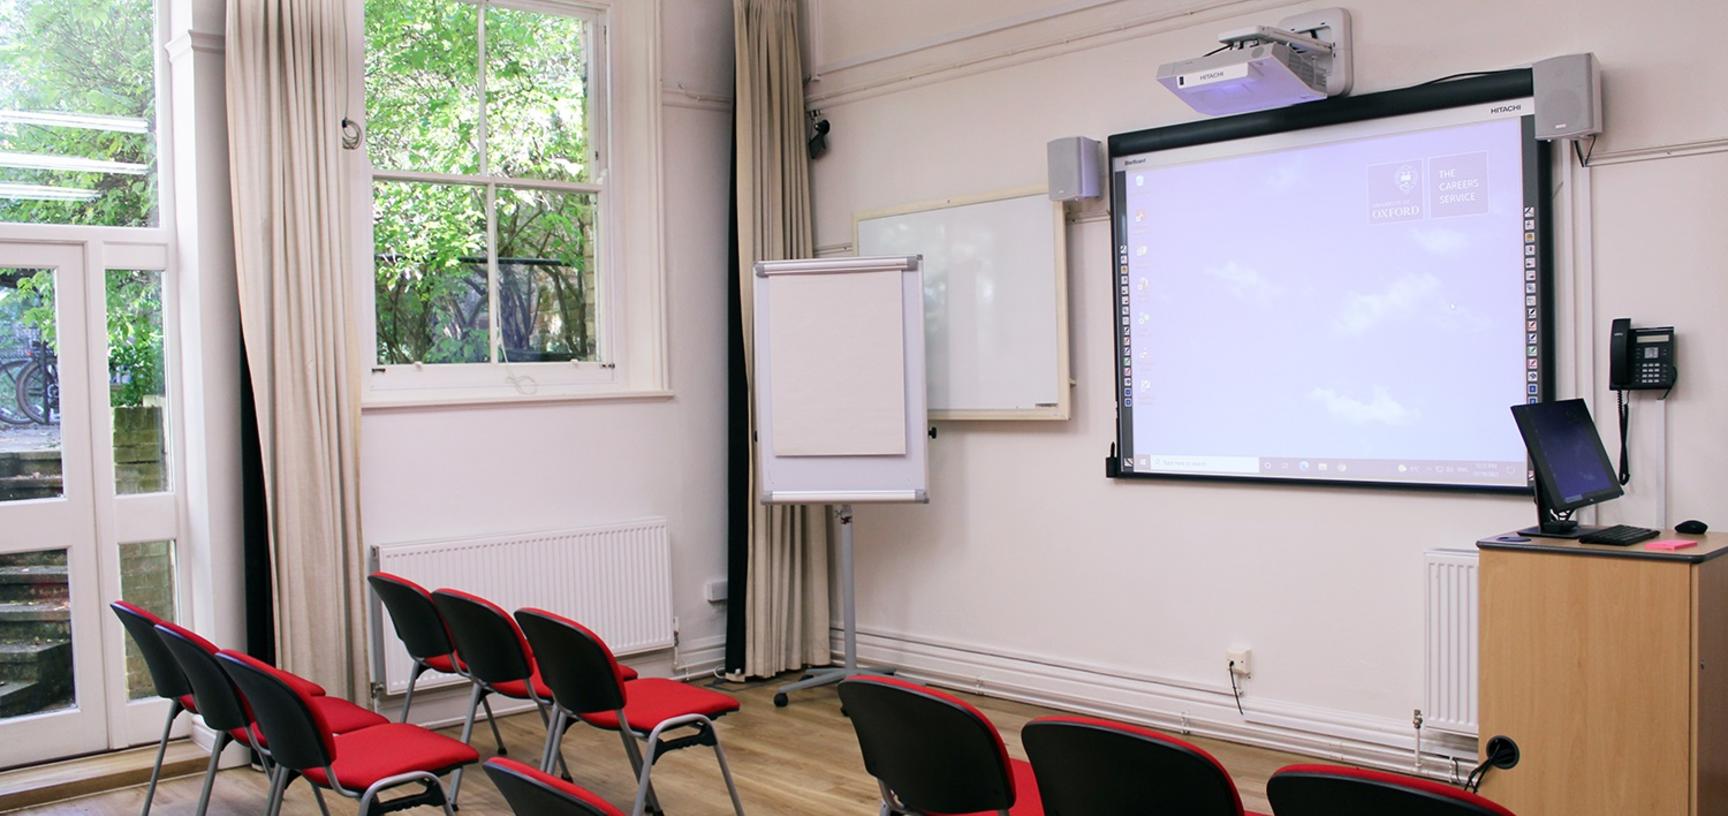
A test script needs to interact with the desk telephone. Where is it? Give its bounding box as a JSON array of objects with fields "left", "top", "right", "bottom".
[{"left": 1609, "top": 318, "right": 1676, "bottom": 391}]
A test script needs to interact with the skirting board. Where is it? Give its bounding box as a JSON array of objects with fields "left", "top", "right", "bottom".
[{"left": 842, "top": 627, "right": 1479, "bottom": 780}]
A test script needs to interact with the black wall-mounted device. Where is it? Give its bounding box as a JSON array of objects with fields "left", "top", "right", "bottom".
[{"left": 1609, "top": 318, "right": 1676, "bottom": 391}]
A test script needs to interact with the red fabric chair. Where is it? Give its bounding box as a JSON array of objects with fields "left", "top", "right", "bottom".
[
  {"left": 368, "top": 572, "right": 506, "bottom": 753},
  {"left": 514, "top": 607, "right": 745, "bottom": 816},
  {"left": 429, "top": 588, "right": 637, "bottom": 803},
  {"left": 1267, "top": 764, "right": 1518, "bottom": 816},
  {"left": 110, "top": 601, "right": 194, "bottom": 816},
  {"left": 217, "top": 649, "right": 478, "bottom": 816},
  {"left": 1022, "top": 716, "right": 1267, "bottom": 815},
  {"left": 838, "top": 675, "right": 1042, "bottom": 816},
  {"left": 154, "top": 621, "right": 386, "bottom": 815},
  {"left": 484, "top": 758, "right": 626, "bottom": 816}
]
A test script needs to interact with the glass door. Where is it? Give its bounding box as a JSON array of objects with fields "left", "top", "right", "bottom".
[{"left": 0, "top": 242, "right": 110, "bottom": 764}]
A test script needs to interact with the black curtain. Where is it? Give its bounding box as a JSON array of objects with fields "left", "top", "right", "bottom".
[
  {"left": 239, "top": 348, "right": 276, "bottom": 663},
  {"left": 724, "top": 107, "right": 749, "bottom": 676}
]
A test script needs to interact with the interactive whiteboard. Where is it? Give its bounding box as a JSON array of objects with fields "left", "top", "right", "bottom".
[
  {"left": 753, "top": 256, "right": 929, "bottom": 504},
  {"left": 856, "top": 187, "right": 1071, "bottom": 420}
]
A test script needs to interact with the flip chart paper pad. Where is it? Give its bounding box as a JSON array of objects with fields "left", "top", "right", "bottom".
[{"left": 766, "top": 269, "right": 908, "bottom": 457}]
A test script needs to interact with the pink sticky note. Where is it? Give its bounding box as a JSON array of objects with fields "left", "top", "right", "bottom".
[{"left": 1647, "top": 539, "right": 1698, "bottom": 551}]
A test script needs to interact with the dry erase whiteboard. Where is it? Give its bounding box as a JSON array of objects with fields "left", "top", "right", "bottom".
[{"left": 856, "top": 187, "right": 1071, "bottom": 421}]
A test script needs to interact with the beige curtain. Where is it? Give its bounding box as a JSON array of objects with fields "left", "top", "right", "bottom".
[
  {"left": 733, "top": 0, "right": 832, "bottom": 678},
  {"left": 226, "top": 0, "right": 368, "bottom": 698}
]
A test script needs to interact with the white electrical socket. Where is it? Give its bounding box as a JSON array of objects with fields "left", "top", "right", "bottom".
[
  {"left": 704, "top": 579, "right": 728, "bottom": 603},
  {"left": 1227, "top": 647, "right": 1253, "bottom": 677}
]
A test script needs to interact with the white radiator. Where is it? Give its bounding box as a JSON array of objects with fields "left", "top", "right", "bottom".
[
  {"left": 1423, "top": 549, "right": 1479, "bottom": 736},
  {"left": 369, "top": 519, "right": 675, "bottom": 696}
]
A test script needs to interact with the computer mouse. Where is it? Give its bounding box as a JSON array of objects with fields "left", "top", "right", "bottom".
[{"left": 1677, "top": 519, "right": 1708, "bottom": 535}]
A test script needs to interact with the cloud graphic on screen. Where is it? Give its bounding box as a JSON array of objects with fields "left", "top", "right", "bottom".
[
  {"left": 1308, "top": 386, "right": 1419, "bottom": 426},
  {"left": 1334, "top": 273, "right": 1441, "bottom": 335},
  {"left": 1204, "top": 261, "right": 1284, "bottom": 303},
  {"left": 1410, "top": 226, "right": 1469, "bottom": 255}
]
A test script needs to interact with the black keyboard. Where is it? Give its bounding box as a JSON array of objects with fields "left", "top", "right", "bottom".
[{"left": 1579, "top": 524, "right": 1662, "bottom": 546}]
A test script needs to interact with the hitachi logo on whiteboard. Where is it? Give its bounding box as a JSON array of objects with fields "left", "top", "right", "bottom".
[{"left": 1488, "top": 102, "right": 1527, "bottom": 115}]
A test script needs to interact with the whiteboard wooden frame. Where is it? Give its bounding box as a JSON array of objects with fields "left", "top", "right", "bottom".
[{"left": 854, "top": 185, "right": 1072, "bottom": 421}]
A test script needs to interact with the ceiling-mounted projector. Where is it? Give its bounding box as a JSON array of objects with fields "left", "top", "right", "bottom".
[{"left": 1157, "top": 8, "right": 1353, "bottom": 117}]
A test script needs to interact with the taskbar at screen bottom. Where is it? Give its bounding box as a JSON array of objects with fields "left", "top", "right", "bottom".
[{"left": 1119, "top": 454, "right": 1528, "bottom": 488}]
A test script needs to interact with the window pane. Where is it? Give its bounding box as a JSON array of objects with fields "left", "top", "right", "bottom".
[
  {"left": 0, "top": 0, "right": 159, "bottom": 227},
  {"left": 373, "top": 180, "right": 489, "bottom": 364},
  {"left": 106, "top": 270, "right": 168, "bottom": 495},
  {"left": 0, "top": 549, "right": 74, "bottom": 716},
  {"left": 486, "top": 8, "right": 590, "bottom": 184},
  {"left": 497, "top": 187, "right": 598, "bottom": 362},
  {"left": 0, "top": 269, "right": 62, "bottom": 503},
  {"left": 364, "top": 0, "right": 479, "bottom": 175},
  {"left": 119, "top": 540, "right": 175, "bottom": 700}
]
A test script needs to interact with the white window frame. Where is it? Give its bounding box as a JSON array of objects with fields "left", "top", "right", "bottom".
[
  {"left": 350, "top": 0, "right": 668, "bottom": 408},
  {"left": 0, "top": 0, "right": 194, "bottom": 751}
]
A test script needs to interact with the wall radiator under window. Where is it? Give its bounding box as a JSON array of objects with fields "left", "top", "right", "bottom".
[
  {"left": 369, "top": 518, "right": 675, "bottom": 696},
  {"left": 1423, "top": 549, "right": 1480, "bottom": 736}
]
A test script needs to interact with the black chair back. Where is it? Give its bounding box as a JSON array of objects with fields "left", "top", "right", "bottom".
[
  {"left": 431, "top": 589, "right": 535, "bottom": 686},
  {"left": 216, "top": 650, "right": 335, "bottom": 772},
  {"left": 369, "top": 573, "right": 455, "bottom": 663},
  {"left": 838, "top": 676, "right": 1017, "bottom": 814},
  {"left": 1267, "top": 765, "right": 1518, "bottom": 816},
  {"left": 514, "top": 608, "right": 628, "bottom": 715},
  {"left": 155, "top": 624, "right": 250, "bottom": 732},
  {"left": 484, "top": 758, "right": 622, "bottom": 816},
  {"left": 1023, "top": 717, "right": 1244, "bottom": 815},
  {"left": 111, "top": 602, "right": 190, "bottom": 701}
]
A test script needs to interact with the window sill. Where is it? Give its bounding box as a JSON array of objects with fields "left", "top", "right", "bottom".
[{"left": 361, "top": 387, "right": 675, "bottom": 413}]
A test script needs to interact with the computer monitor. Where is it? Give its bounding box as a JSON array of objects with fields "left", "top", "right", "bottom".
[{"left": 1510, "top": 399, "right": 1624, "bottom": 538}]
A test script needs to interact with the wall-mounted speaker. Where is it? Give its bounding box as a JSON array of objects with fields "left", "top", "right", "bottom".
[
  {"left": 1533, "top": 53, "right": 1602, "bottom": 140},
  {"left": 1047, "top": 136, "right": 1101, "bottom": 201}
]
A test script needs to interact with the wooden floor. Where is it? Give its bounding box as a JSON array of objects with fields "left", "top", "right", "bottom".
[{"left": 8, "top": 675, "right": 1307, "bottom": 814}]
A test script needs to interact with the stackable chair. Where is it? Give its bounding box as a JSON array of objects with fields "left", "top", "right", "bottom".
[
  {"left": 430, "top": 589, "right": 638, "bottom": 802},
  {"left": 485, "top": 758, "right": 626, "bottom": 816},
  {"left": 368, "top": 573, "right": 506, "bottom": 753},
  {"left": 1022, "top": 716, "right": 1267, "bottom": 815},
  {"left": 110, "top": 602, "right": 195, "bottom": 816},
  {"left": 514, "top": 607, "right": 746, "bottom": 816},
  {"left": 1266, "top": 765, "right": 1518, "bottom": 816},
  {"left": 218, "top": 650, "right": 479, "bottom": 816},
  {"left": 155, "top": 621, "right": 388, "bottom": 815},
  {"left": 838, "top": 675, "right": 1042, "bottom": 816}
]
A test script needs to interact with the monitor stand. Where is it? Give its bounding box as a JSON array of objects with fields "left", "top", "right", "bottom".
[{"left": 1519, "top": 478, "right": 1606, "bottom": 540}]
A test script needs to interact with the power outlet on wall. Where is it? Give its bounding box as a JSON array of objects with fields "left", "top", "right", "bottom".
[
  {"left": 704, "top": 579, "right": 728, "bottom": 603},
  {"left": 1227, "top": 647, "right": 1253, "bottom": 678}
]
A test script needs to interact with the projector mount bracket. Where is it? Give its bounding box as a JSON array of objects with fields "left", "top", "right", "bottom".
[{"left": 1215, "top": 7, "right": 1354, "bottom": 98}]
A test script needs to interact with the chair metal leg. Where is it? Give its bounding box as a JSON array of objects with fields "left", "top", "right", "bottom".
[
  {"left": 709, "top": 733, "right": 747, "bottom": 815},
  {"left": 401, "top": 663, "right": 428, "bottom": 723},
  {"left": 138, "top": 700, "right": 181, "bottom": 816},
  {"left": 540, "top": 709, "right": 564, "bottom": 774},
  {"left": 529, "top": 701, "right": 570, "bottom": 778},
  {"left": 264, "top": 766, "right": 289, "bottom": 816},
  {"left": 312, "top": 784, "right": 332, "bottom": 816},
  {"left": 447, "top": 682, "right": 484, "bottom": 806},
  {"left": 620, "top": 728, "right": 663, "bottom": 816},
  {"left": 480, "top": 693, "right": 507, "bottom": 754},
  {"left": 193, "top": 732, "right": 230, "bottom": 816}
]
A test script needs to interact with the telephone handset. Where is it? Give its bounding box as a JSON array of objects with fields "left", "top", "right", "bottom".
[{"left": 1609, "top": 318, "right": 1676, "bottom": 391}]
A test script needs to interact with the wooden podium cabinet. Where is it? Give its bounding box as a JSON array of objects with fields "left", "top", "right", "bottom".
[{"left": 1477, "top": 530, "right": 1728, "bottom": 816}]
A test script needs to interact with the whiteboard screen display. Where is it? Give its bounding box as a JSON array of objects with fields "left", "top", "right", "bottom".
[
  {"left": 1110, "top": 88, "right": 1549, "bottom": 492},
  {"left": 858, "top": 191, "right": 1068, "bottom": 418}
]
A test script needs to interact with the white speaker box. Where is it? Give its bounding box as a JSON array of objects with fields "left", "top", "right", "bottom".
[
  {"left": 1533, "top": 53, "right": 1602, "bottom": 140},
  {"left": 1047, "top": 136, "right": 1101, "bottom": 201}
]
